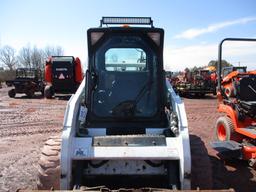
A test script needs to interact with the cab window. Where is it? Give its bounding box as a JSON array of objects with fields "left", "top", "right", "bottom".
[{"left": 105, "top": 48, "right": 146, "bottom": 72}]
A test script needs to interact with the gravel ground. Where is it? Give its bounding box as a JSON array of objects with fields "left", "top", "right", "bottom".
[{"left": 0, "top": 87, "right": 255, "bottom": 191}]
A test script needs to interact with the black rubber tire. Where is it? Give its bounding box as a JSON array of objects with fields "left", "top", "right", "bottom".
[
  {"left": 26, "top": 90, "right": 34, "bottom": 98},
  {"left": 37, "top": 136, "right": 61, "bottom": 190},
  {"left": 178, "top": 92, "right": 185, "bottom": 97},
  {"left": 200, "top": 93, "right": 205, "bottom": 97},
  {"left": 44, "top": 85, "right": 53, "bottom": 99},
  {"left": 8, "top": 89, "right": 16, "bottom": 98},
  {"left": 214, "top": 116, "right": 235, "bottom": 141},
  {"left": 196, "top": 93, "right": 205, "bottom": 98}
]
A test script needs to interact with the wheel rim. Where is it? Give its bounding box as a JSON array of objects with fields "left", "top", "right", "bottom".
[{"left": 217, "top": 124, "right": 226, "bottom": 141}]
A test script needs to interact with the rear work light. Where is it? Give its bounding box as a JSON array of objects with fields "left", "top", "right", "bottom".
[
  {"left": 100, "top": 17, "right": 153, "bottom": 27},
  {"left": 91, "top": 32, "right": 104, "bottom": 45}
]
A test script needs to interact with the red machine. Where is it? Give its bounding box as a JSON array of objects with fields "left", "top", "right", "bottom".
[
  {"left": 212, "top": 38, "right": 256, "bottom": 167},
  {"left": 44, "top": 56, "right": 83, "bottom": 98},
  {"left": 172, "top": 69, "right": 216, "bottom": 97}
]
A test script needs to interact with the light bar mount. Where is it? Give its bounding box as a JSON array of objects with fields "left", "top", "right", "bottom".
[{"left": 100, "top": 17, "right": 154, "bottom": 28}]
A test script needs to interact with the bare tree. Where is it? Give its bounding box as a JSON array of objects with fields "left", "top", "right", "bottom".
[
  {"left": 31, "top": 46, "right": 45, "bottom": 69},
  {"left": 0, "top": 45, "right": 17, "bottom": 70},
  {"left": 44, "top": 46, "right": 54, "bottom": 58},
  {"left": 55, "top": 46, "right": 64, "bottom": 56},
  {"left": 17, "top": 45, "right": 64, "bottom": 70},
  {"left": 44, "top": 46, "right": 64, "bottom": 58},
  {"left": 18, "top": 45, "right": 32, "bottom": 68}
]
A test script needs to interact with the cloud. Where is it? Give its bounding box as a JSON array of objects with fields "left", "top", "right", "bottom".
[
  {"left": 174, "top": 17, "right": 256, "bottom": 39},
  {"left": 164, "top": 44, "right": 217, "bottom": 71},
  {"left": 164, "top": 42, "right": 256, "bottom": 71}
]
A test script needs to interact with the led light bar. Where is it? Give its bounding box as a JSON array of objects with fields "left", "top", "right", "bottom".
[{"left": 100, "top": 17, "right": 153, "bottom": 27}]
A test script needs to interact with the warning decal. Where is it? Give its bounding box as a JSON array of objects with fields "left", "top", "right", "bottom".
[{"left": 59, "top": 73, "right": 65, "bottom": 79}]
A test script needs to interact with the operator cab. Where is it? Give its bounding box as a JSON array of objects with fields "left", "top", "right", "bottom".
[{"left": 85, "top": 17, "right": 167, "bottom": 129}]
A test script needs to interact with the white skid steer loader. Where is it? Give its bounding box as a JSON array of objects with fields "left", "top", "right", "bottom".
[{"left": 37, "top": 17, "right": 191, "bottom": 191}]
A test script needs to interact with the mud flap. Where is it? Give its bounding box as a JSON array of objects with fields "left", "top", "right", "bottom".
[{"left": 211, "top": 141, "right": 242, "bottom": 159}]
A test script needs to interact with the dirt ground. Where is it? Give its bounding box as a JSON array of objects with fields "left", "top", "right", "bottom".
[
  {"left": 185, "top": 95, "right": 256, "bottom": 192},
  {"left": 0, "top": 87, "right": 66, "bottom": 192},
  {"left": 0, "top": 87, "right": 255, "bottom": 191}
]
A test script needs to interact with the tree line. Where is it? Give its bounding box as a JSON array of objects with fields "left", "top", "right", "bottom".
[{"left": 0, "top": 45, "right": 64, "bottom": 71}]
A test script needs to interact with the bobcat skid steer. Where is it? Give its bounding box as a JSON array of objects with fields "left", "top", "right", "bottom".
[{"left": 37, "top": 17, "right": 191, "bottom": 191}]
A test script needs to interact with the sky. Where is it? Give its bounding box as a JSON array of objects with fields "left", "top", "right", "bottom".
[{"left": 0, "top": 0, "right": 256, "bottom": 71}]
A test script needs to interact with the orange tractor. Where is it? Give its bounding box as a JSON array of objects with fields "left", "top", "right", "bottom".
[
  {"left": 212, "top": 38, "right": 256, "bottom": 167},
  {"left": 44, "top": 56, "right": 83, "bottom": 98}
]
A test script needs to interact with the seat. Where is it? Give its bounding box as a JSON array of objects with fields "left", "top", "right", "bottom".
[
  {"left": 237, "top": 76, "right": 256, "bottom": 118},
  {"left": 237, "top": 75, "right": 256, "bottom": 101},
  {"left": 239, "top": 101, "right": 256, "bottom": 117}
]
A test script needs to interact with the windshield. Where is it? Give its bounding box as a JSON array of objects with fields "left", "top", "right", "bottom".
[{"left": 92, "top": 35, "right": 158, "bottom": 118}]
